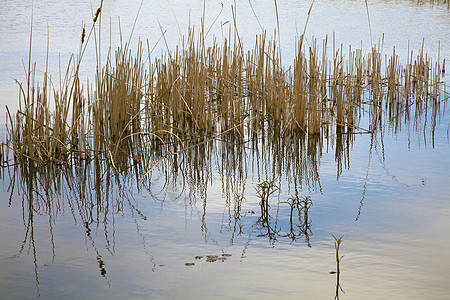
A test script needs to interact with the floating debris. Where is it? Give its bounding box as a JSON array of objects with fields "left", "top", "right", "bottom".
[
  {"left": 185, "top": 263, "right": 195, "bottom": 266},
  {"left": 206, "top": 255, "right": 219, "bottom": 263},
  {"left": 202, "top": 254, "right": 232, "bottom": 263}
]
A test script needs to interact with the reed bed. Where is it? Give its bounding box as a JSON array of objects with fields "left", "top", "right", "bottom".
[{"left": 4, "top": 14, "right": 447, "bottom": 181}]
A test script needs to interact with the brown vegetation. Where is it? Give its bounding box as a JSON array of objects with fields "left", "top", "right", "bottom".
[{"left": 3, "top": 5, "right": 446, "bottom": 181}]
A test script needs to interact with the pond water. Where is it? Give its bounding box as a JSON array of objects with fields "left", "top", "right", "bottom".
[{"left": 1, "top": 0, "right": 450, "bottom": 299}]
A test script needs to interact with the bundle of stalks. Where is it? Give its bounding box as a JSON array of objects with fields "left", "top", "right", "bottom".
[{"left": 102, "top": 41, "right": 146, "bottom": 170}]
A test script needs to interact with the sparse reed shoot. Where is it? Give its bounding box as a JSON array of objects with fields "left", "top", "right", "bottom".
[
  {"left": 331, "top": 234, "right": 344, "bottom": 274},
  {"left": 331, "top": 233, "right": 345, "bottom": 299}
]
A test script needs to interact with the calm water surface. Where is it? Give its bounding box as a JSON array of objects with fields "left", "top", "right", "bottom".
[{"left": 1, "top": 0, "right": 449, "bottom": 299}]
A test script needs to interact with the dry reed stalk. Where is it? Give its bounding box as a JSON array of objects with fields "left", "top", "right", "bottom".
[
  {"left": 269, "top": 36, "right": 285, "bottom": 128},
  {"left": 307, "top": 39, "right": 321, "bottom": 135},
  {"left": 294, "top": 36, "right": 307, "bottom": 130},
  {"left": 320, "top": 37, "right": 329, "bottom": 128},
  {"left": 246, "top": 32, "right": 267, "bottom": 128},
  {"left": 334, "top": 44, "right": 345, "bottom": 128},
  {"left": 345, "top": 46, "right": 355, "bottom": 129}
]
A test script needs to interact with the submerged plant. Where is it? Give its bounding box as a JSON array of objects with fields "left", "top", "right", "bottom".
[
  {"left": 281, "top": 195, "right": 313, "bottom": 243},
  {"left": 255, "top": 178, "right": 279, "bottom": 221},
  {"left": 253, "top": 178, "right": 280, "bottom": 244}
]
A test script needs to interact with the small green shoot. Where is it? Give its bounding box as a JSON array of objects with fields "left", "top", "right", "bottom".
[
  {"left": 331, "top": 233, "right": 344, "bottom": 299},
  {"left": 331, "top": 233, "right": 344, "bottom": 273}
]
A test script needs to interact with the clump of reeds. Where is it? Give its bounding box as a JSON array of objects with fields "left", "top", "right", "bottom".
[{"left": 3, "top": 9, "right": 446, "bottom": 180}]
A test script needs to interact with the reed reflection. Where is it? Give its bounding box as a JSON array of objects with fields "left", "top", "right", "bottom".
[
  {"left": 5, "top": 117, "right": 346, "bottom": 273},
  {"left": 5, "top": 158, "right": 142, "bottom": 296}
]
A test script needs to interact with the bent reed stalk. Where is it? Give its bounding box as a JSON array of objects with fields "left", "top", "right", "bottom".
[{"left": 4, "top": 12, "right": 446, "bottom": 178}]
